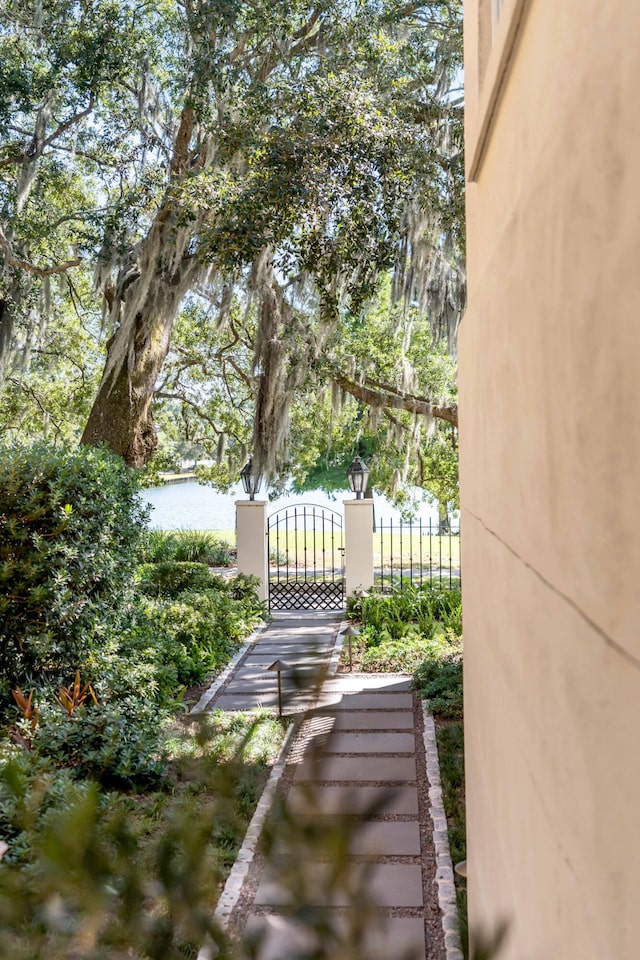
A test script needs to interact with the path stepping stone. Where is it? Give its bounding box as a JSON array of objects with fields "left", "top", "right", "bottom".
[
  {"left": 201, "top": 614, "right": 434, "bottom": 960},
  {"left": 254, "top": 861, "right": 424, "bottom": 907},
  {"left": 286, "top": 783, "right": 420, "bottom": 816},
  {"left": 330, "top": 709, "right": 415, "bottom": 730},
  {"left": 241, "top": 915, "right": 426, "bottom": 960}
]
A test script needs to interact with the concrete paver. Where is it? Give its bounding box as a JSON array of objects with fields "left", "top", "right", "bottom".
[
  {"left": 320, "top": 731, "right": 416, "bottom": 753},
  {"left": 317, "top": 691, "right": 414, "bottom": 710},
  {"left": 203, "top": 611, "right": 433, "bottom": 958},
  {"left": 255, "top": 861, "right": 424, "bottom": 907},
  {"left": 330, "top": 709, "right": 415, "bottom": 730},
  {"left": 286, "top": 783, "right": 420, "bottom": 816},
  {"left": 213, "top": 692, "right": 316, "bottom": 711},
  {"left": 274, "top": 819, "right": 421, "bottom": 856},
  {"left": 321, "top": 675, "right": 413, "bottom": 691},
  {"left": 293, "top": 754, "right": 417, "bottom": 782},
  {"left": 242, "top": 914, "right": 426, "bottom": 960}
]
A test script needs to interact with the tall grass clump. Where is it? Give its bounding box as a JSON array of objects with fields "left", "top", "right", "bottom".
[{"left": 140, "top": 529, "right": 233, "bottom": 566}]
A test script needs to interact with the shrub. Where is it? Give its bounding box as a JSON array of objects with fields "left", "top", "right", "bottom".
[
  {"left": 360, "top": 632, "right": 438, "bottom": 672},
  {"left": 414, "top": 640, "right": 463, "bottom": 719},
  {"left": 136, "top": 561, "right": 215, "bottom": 598},
  {"left": 0, "top": 752, "right": 92, "bottom": 865},
  {"left": 0, "top": 442, "right": 148, "bottom": 701},
  {"left": 138, "top": 529, "right": 179, "bottom": 563},
  {"left": 30, "top": 699, "right": 168, "bottom": 790},
  {"left": 226, "top": 573, "right": 265, "bottom": 612},
  {"left": 145, "top": 591, "right": 248, "bottom": 675},
  {"left": 172, "top": 530, "right": 233, "bottom": 566},
  {"left": 112, "top": 578, "right": 264, "bottom": 696}
]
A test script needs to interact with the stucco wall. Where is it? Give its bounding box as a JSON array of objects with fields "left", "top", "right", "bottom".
[{"left": 460, "top": 1, "right": 640, "bottom": 957}]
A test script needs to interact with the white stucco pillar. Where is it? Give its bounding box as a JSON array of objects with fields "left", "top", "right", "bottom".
[
  {"left": 236, "top": 500, "right": 268, "bottom": 601},
  {"left": 343, "top": 498, "right": 375, "bottom": 597}
]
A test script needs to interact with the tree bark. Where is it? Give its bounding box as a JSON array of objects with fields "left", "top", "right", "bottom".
[
  {"left": 81, "top": 100, "right": 200, "bottom": 466},
  {"left": 81, "top": 250, "right": 190, "bottom": 466},
  {"left": 0, "top": 297, "right": 17, "bottom": 385}
]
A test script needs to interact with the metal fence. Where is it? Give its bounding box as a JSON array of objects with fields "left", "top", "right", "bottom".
[
  {"left": 267, "top": 504, "right": 345, "bottom": 610},
  {"left": 374, "top": 517, "right": 461, "bottom": 591}
]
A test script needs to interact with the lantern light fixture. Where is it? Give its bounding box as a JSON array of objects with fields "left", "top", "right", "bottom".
[
  {"left": 346, "top": 456, "right": 369, "bottom": 500},
  {"left": 240, "top": 457, "right": 262, "bottom": 500}
]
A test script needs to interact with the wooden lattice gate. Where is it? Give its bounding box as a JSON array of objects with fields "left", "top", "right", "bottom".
[{"left": 267, "top": 504, "right": 345, "bottom": 611}]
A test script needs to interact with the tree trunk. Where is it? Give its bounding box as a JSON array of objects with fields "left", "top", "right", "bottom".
[
  {"left": 438, "top": 502, "right": 451, "bottom": 535},
  {"left": 81, "top": 259, "right": 189, "bottom": 466},
  {"left": 0, "top": 297, "right": 16, "bottom": 386},
  {"left": 81, "top": 102, "right": 200, "bottom": 467}
]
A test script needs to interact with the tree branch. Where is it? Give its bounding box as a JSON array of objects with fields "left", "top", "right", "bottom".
[
  {"left": 0, "top": 226, "right": 82, "bottom": 277},
  {"left": 42, "top": 95, "right": 96, "bottom": 150},
  {"left": 154, "top": 391, "right": 223, "bottom": 435},
  {"left": 333, "top": 370, "right": 458, "bottom": 427}
]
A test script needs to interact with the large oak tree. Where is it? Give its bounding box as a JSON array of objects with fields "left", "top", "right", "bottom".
[{"left": 1, "top": 0, "right": 464, "bottom": 475}]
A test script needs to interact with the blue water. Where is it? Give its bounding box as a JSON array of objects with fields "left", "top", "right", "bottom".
[{"left": 140, "top": 480, "right": 445, "bottom": 530}]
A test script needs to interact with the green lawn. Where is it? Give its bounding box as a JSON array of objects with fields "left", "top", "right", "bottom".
[{"left": 162, "top": 527, "right": 461, "bottom": 573}]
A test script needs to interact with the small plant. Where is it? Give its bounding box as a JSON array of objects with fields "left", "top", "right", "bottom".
[
  {"left": 11, "top": 689, "right": 38, "bottom": 729},
  {"left": 138, "top": 529, "right": 179, "bottom": 563},
  {"left": 269, "top": 547, "right": 288, "bottom": 566},
  {"left": 9, "top": 688, "right": 39, "bottom": 751},
  {"left": 56, "top": 671, "right": 98, "bottom": 717},
  {"left": 414, "top": 641, "right": 463, "bottom": 719},
  {"left": 173, "top": 530, "right": 233, "bottom": 566}
]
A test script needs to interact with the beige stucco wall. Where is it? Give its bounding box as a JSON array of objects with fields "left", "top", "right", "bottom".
[
  {"left": 460, "top": 1, "right": 640, "bottom": 957},
  {"left": 344, "top": 499, "right": 375, "bottom": 595},
  {"left": 236, "top": 500, "right": 269, "bottom": 600}
]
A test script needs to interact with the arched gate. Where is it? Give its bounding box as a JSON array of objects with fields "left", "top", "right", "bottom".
[{"left": 267, "top": 504, "right": 345, "bottom": 610}]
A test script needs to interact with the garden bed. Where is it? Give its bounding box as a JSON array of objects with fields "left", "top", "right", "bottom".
[{"left": 0, "top": 443, "right": 281, "bottom": 958}]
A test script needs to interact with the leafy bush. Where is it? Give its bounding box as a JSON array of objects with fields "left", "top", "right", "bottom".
[
  {"left": 111, "top": 577, "right": 264, "bottom": 697},
  {"left": 360, "top": 633, "right": 438, "bottom": 672},
  {"left": 0, "top": 442, "right": 148, "bottom": 701},
  {"left": 414, "top": 640, "right": 463, "bottom": 719},
  {"left": 136, "top": 561, "right": 215, "bottom": 598},
  {"left": 226, "top": 573, "right": 264, "bottom": 611},
  {"left": 0, "top": 752, "right": 91, "bottom": 865},
  {"left": 30, "top": 699, "right": 168, "bottom": 790},
  {"left": 142, "top": 591, "right": 250, "bottom": 681},
  {"left": 357, "top": 589, "right": 438, "bottom": 637}
]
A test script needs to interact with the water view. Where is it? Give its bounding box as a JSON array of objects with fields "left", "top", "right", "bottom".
[{"left": 140, "top": 479, "right": 445, "bottom": 530}]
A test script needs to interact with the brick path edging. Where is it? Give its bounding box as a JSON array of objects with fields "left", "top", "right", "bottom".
[
  {"left": 327, "top": 620, "right": 348, "bottom": 675},
  {"left": 191, "top": 623, "right": 268, "bottom": 713},
  {"left": 197, "top": 719, "right": 299, "bottom": 960},
  {"left": 422, "top": 712, "right": 464, "bottom": 960}
]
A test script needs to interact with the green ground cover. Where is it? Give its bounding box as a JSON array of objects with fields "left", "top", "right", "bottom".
[
  {"left": 346, "top": 587, "right": 467, "bottom": 955},
  {"left": 0, "top": 442, "right": 284, "bottom": 958}
]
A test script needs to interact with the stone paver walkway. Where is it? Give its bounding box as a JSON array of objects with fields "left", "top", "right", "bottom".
[{"left": 202, "top": 612, "right": 442, "bottom": 960}]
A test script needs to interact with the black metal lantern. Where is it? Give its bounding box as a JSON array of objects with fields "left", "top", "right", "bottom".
[
  {"left": 346, "top": 456, "right": 369, "bottom": 499},
  {"left": 240, "top": 457, "right": 262, "bottom": 500}
]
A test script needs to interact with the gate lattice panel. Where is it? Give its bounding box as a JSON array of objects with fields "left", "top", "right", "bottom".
[{"left": 268, "top": 504, "right": 345, "bottom": 611}]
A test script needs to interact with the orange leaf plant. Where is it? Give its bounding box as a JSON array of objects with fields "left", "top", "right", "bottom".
[{"left": 57, "top": 671, "right": 98, "bottom": 717}]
